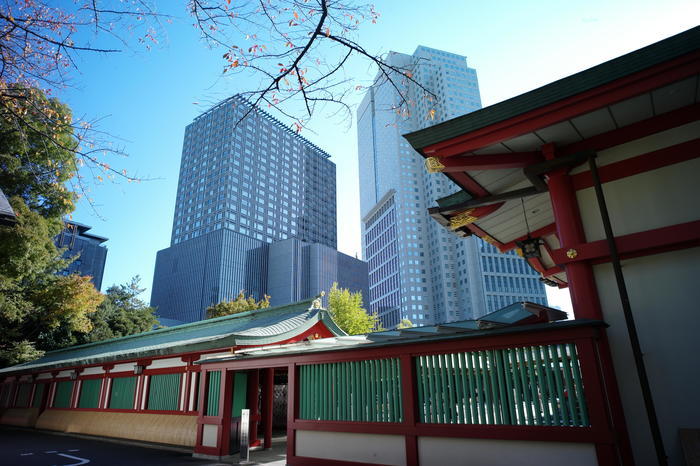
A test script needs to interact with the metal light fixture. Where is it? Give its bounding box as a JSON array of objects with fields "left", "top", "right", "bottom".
[
  {"left": 70, "top": 370, "right": 78, "bottom": 381},
  {"left": 516, "top": 237, "right": 543, "bottom": 259},
  {"left": 517, "top": 198, "right": 543, "bottom": 259},
  {"left": 134, "top": 365, "right": 144, "bottom": 375}
]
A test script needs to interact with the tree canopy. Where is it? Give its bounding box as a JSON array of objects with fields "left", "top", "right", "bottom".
[
  {"left": 397, "top": 319, "right": 414, "bottom": 329},
  {"left": 206, "top": 291, "right": 271, "bottom": 319},
  {"left": 327, "top": 283, "right": 381, "bottom": 335},
  {"left": 0, "top": 87, "right": 126, "bottom": 367},
  {"left": 0, "top": 192, "right": 104, "bottom": 366},
  {"left": 79, "top": 277, "right": 159, "bottom": 344}
]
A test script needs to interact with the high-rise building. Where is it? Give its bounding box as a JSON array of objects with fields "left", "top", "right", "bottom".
[
  {"left": 55, "top": 221, "right": 108, "bottom": 291},
  {"left": 358, "top": 46, "right": 547, "bottom": 328},
  {"left": 267, "top": 238, "right": 369, "bottom": 307},
  {"left": 151, "top": 95, "right": 364, "bottom": 323}
]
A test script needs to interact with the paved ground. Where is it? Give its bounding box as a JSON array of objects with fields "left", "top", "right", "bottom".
[{"left": 0, "top": 427, "right": 288, "bottom": 465}]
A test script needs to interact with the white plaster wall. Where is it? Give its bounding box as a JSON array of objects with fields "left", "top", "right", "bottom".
[
  {"left": 56, "top": 370, "right": 73, "bottom": 378},
  {"left": 296, "top": 430, "right": 406, "bottom": 465},
  {"left": 577, "top": 158, "right": 700, "bottom": 243},
  {"left": 36, "top": 373, "right": 52, "bottom": 380},
  {"left": 81, "top": 367, "right": 105, "bottom": 376},
  {"left": 112, "top": 363, "right": 136, "bottom": 373},
  {"left": 201, "top": 424, "right": 218, "bottom": 447},
  {"left": 418, "top": 437, "right": 597, "bottom": 466},
  {"left": 593, "top": 247, "right": 700, "bottom": 466},
  {"left": 148, "top": 357, "right": 187, "bottom": 369}
]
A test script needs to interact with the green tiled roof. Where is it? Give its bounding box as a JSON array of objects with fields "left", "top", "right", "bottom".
[
  {"left": 404, "top": 26, "right": 700, "bottom": 152},
  {"left": 0, "top": 300, "right": 346, "bottom": 374}
]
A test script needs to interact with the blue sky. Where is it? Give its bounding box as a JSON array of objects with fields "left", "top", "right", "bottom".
[{"left": 61, "top": 0, "right": 698, "bottom": 313}]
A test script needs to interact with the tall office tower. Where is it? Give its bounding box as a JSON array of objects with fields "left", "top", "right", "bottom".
[
  {"left": 152, "top": 95, "right": 338, "bottom": 323},
  {"left": 267, "top": 238, "right": 369, "bottom": 308},
  {"left": 55, "top": 221, "right": 108, "bottom": 291},
  {"left": 358, "top": 46, "right": 547, "bottom": 328}
]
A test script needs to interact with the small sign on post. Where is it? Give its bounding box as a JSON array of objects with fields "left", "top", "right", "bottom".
[{"left": 240, "top": 408, "right": 250, "bottom": 463}]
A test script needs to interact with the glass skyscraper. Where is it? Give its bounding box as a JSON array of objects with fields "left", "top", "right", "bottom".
[
  {"left": 151, "top": 95, "right": 339, "bottom": 322},
  {"left": 55, "top": 221, "right": 108, "bottom": 291},
  {"left": 358, "top": 46, "right": 547, "bottom": 328}
]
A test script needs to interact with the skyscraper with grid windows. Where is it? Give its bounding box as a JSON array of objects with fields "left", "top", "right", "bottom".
[
  {"left": 151, "top": 95, "right": 342, "bottom": 322},
  {"left": 358, "top": 46, "right": 547, "bottom": 328}
]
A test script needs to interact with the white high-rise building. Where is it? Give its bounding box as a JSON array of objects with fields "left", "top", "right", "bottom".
[{"left": 358, "top": 46, "right": 547, "bottom": 328}]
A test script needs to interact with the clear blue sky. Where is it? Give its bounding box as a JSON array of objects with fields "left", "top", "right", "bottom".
[{"left": 61, "top": 0, "right": 698, "bottom": 313}]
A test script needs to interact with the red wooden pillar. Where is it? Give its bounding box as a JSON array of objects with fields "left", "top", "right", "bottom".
[
  {"left": 400, "top": 355, "right": 419, "bottom": 466},
  {"left": 543, "top": 144, "right": 603, "bottom": 320},
  {"left": 543, "top": 144, "right": 634, "bottom": 464},
  {"left": 218, "top": 368, "right": 234, "bottom": 455},
  {"left": 248, "top": 369, "right": 261, "bottom": 447},
  {"left": 286, "top": 364, "right": 298, "bottom": 462},
  {"left": 262, "top": 368, "right": 274, "bottom": 449}
]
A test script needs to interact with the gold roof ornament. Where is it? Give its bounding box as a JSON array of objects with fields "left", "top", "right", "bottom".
[
  {"left": 482, "top": 235, "right": 497, "bottom": 245},
  {"left": 449, "top": 209, "right": 478, "bottom": 230},
  {"left": 425, "top": 157, "right": 445, "bottom": 173},
  {"left": 311, "top": 290, "right": 326, "bottom": 309}
]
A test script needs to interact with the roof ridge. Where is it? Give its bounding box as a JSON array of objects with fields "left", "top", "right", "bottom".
[{"left": 42, "top": 299, "right": 316, "bottom": 356}]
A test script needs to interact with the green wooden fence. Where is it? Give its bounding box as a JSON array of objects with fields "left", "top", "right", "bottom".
[
  {"left": 15, "top": 383, "right": 32, "bottom": 407},
  {"left": 299, "top": 359, "right": 403, "bottom": 423},
  {"left": 78, "top": 379, "right": 102, "bottom": 409},
  {"left": 147, "top": 373, "right": 181, "bottom": 411},
  {"left": 0, "top": 384, "right": 13, "bottom": 407},
  {"left": 53, "top": 381, "right": 73, "bottom": 408},
  {"left": 206, "top": 371, "right": 221, "bottom": 416},
  {"left": 32, "top": 384, "right": 45, "bottom": 408},
  {"left": 415, "top": 343, "right": 589, "bottom": 426},
  {"left": 109, "top": 376, "right": 137, "bottom": 410}
]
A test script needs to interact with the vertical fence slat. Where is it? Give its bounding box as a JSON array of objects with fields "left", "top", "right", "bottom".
[
  {"left": 525, "top": 347, "right": 540, "bottom": 425},
  {"left": 508, "top": 348, "right": 525, "bottom": 425},
  {"left": 532, "top": 346, "right": 552, "bottom": 426},
  {"left": 559, "top": 344, "right": 579, "bottom": 426},
  {"left": 500, "top": 350, "right": 516, "bottom": 424},
  {"left": 541, "top": 345, "right": 560, "bottom": 426},
  {"left": 489, "top": 351, "right": 501, "bottom": 425},
  {"left": 569, "top": 343, "right": 590, "bottom": 426},
  {"left": 442, "top": 353, "right": 454, "bottom": 424},
  {"left": 549, "top": 344, "right": 569, "bottom": 426}
]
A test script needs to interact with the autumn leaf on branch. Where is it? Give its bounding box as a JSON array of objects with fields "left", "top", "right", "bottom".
[
  {"left": 0, "top": 0, "right": 164, "bottom": 209},
  {"left": 189, "top": 0, "right": 435, "bottom": 132}
]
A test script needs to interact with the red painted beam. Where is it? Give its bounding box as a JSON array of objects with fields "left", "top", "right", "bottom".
[
  {"left": 561, "top": 102, "right": 700, "bottom": 157},
  {"left": 438, "top": 152, "right": 544, "bottom": 171},
  {"left": 448, "top": 172, "right": 490, "bottom": 197},
  {"left": 571, "top": 137, "right": 700, "bottom": 191},
  {"left": 422, "top": 51, "right": 700, "bottom": 157},
  {"left": 551, "top": 219, "right": 700, "bottom": 265}
]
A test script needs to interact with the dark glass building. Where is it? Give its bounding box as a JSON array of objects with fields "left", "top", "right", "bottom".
[
  {"left": 55, "top": 221, "right": 108, "bottom": 291},
  {"left": 151, "top": 95, "right": 359, "bottom": 323},
  {"left": 267, "top": 238, "right": 369, "bottom": 308}
]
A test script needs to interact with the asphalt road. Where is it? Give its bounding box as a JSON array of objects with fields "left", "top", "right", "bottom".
[{"left": 0, "top": 427, "right": 218, "bottom": 466}]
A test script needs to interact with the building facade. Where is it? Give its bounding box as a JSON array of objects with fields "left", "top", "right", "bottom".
[
  {"left": 358, "top": 46, "right": 547, "bottom": 328},
  {"left": 267, "top": 238, "right": 369, "bottom": 308},
  {"left": 55, "top": 221, "right": 108, "bottom": 291},
  {"left": 152, "top": 95, "right": 365, "bottom": 323}
]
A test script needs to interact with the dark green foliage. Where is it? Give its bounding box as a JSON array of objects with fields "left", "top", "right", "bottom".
[{"left": 79, "top": 276, "right": 159, "bottom": 344}]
